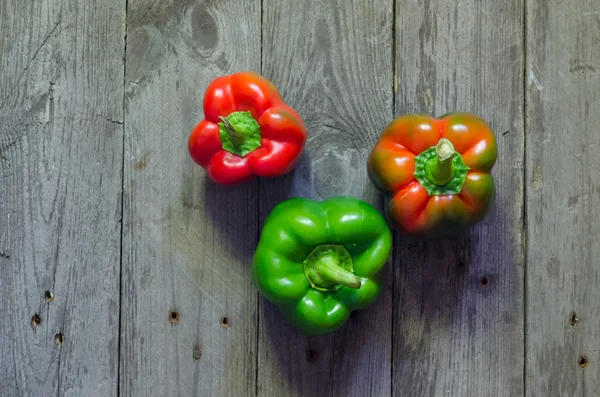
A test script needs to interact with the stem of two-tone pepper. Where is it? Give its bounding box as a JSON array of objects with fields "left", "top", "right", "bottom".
[{"left": 427, "top": 138, "right": 456, "bottom": 186}]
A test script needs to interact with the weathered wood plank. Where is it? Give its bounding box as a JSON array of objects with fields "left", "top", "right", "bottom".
[
  {"left": 120, "top": 1, "right": 260, "bottom": 396},
  {"left": 258, "top": 1, "right": 394, "bottom": 396},
  {"left": 392, "top": 1, "right": 525, "bottom": 396},
  {"left": 0, "top": 0, "right": 125, "bottom": 396},
  {"left": 526, "top": 0, "right": 600, "bottom": 395}
]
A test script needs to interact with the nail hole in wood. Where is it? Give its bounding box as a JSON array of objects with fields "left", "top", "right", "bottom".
[
  {"left": 578, "top": 356, "right": 588, "bottom": 368},
  {"left": 31, "top": 313, "right": 41, "bottom": 327},
  {"left": 193, "top": 348, "right": 202, "bottom": 361},
  {"left": 45, "top": 291, "right": 54, "bottom": 303},
  {"left": 55, "top": 333, "right": 64, "bottom": 345},
  {"left": 306, "top": 348, "right": 317, "bottom": 363},
  {"left": 220, "top": 316, "right": 229, "bottom": 328},
  {"left": 569, "top": 312, "right": 579, "bottom": 327},
  {"left": 457, "top": 262, "right": 465, "bottom": 268},
  {"left": 480, "top": 276, "right": 489, "bottom": 287},
  {"left": 169, "top": 311, "right": 179, "bottom": 324}
]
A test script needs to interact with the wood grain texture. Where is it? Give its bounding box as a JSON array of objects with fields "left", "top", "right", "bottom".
[
  {"left": 258, "top": 0, "right": 394, "bottom": 396},
  {"left": 393, "top": 1, "right": 525, "bottom": 396},
  {"left": 0, "top": 0, "right": 125, "bottom": 396},
  {"left": 526, "top": 0, "right": 600, "bottom": 395},
  {"left": 120, "top": 0, "right": 260, "bottom": 396}
]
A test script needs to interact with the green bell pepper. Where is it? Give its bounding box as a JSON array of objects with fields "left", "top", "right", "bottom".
[{"left": 251, "top": 196, "right": 392, "bottom": 335}]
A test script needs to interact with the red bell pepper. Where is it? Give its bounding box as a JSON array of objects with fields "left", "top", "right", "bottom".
[
  {"left": 188, "top": 72, "right": 307, "bottom": 185},
  {"left": 368, "top": 113, "right": 497, "bottom": 238}
]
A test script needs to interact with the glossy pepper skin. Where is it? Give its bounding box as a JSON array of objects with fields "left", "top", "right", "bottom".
[
  {"left": 188, "top": 72, "right": 307, "bottom": 185},
  {"left": 251, "top": 196, "right": 392, "bottom": 336},
  {"left": 368, "top": 113, "right": 497, "bottom": 238}
]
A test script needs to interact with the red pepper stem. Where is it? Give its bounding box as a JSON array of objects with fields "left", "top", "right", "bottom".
[
  {"left": 426, "top": 138, "right": 456, "bottom": 186},
  {"left": 218, "top": 116, "right": 239, "bottom": 139},
  {"left": 314, "top": 262, "right": 361, "bottom": 290}
]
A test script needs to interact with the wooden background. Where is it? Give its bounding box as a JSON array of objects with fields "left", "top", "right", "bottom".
[{"left": 1, "top": 0, "right": 598, "bottom": 396}]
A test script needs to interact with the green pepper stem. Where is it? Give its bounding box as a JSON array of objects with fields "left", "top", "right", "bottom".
[
  {"left": 314, "top": 261, "right": 361, "bottom": 290},
  {"left": 426, "top": 138, "right": 456, "bottom": 186}
]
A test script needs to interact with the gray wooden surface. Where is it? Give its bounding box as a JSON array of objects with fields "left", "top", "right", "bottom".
[
  {"left": 257, "top": 1, "right": 393, "bottom": 396},
  {"left": 393, "top": 0, "right": 526, "bottom": 396},
  {"left": 0, "top": 0, "right": 125, "bottom": 396},
  {"left": 526, "top": 0, "right": 600, "bottom": 394},
  {"left": 1, "top": 0, "right": 598, "bottom": 396},
  {"left": 121, "top": 0, "right": 260, "bottom": 396}
]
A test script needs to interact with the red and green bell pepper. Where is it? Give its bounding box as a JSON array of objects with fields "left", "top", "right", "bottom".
[
  {"left": 368, "top": 112, "right": 497, "bottom": 238},
  {"left": 188, "top": 72, "right": 307, "bottom": 185},
  {"left": 251, "top": 196, "right": 392, "bottom": 335}
]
